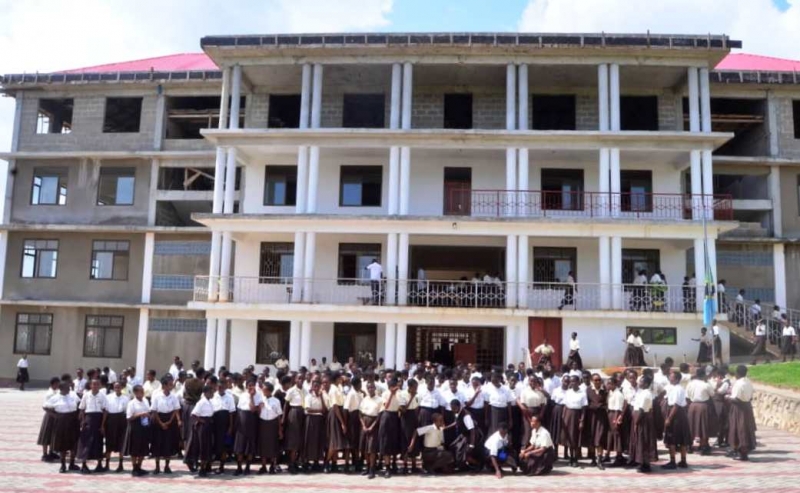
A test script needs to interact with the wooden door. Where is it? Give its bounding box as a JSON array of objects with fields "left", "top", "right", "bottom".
[
  {"left": 528, "top": 317, "right": 563, "bottom": 369},
  {"left": 444, "top": 167, "right": 472, "bottom": 215},
  {"left": 453, "top": 343, "right": 477, "bottom": 365}
]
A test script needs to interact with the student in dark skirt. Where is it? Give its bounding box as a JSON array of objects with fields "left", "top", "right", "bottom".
[
  {"left": 150, "top": 377, "right": 182, "bottom": 474},
  {"left": 46, "top": 382, "right": 81, "bottom": 473},
  {"left": 378, "top": 377, "right": 403, "bottom": 478},
  {"left": 628, "top": 376, "right": 655, "bottom": 473},
  {"left": 233, "top": 379, "right": 262, "bottom": 475},
  {"left": 303, "top": 378, "right": 327, "bottom": 471},
  {"left": 77, "top": 378, "right": 108, "bottom": 473},
  {"left": 343, "top": 376, "right": 364, "bottom": 473},
  {"left": 549, "top": 376, "right": 569, "bottom": 460},
  {"left": 561, "top": 376, "right": 587, "bottom": 467},
  {"left": 282, "top": 374, "right": 306, "bottom": 474},
  {"left": 686, "top": 367, "right": 715, "bottom": 455},
  {"left": 519, "top": 415, "right": 556, "bottom": 476},
  {"left": 258, "top": 382, "right": 283, "bottom": 474},
  {"left": 605, "top": 377, "right": 625, "bottom": 467},
  {"left": 566, "top": 333, "right": 583, "bottom": 370},
  {"left": 38, "top": 377, "right": 61, "bottom": 462},
  {"left": 781, "top": 319, "right": 797, "bottom": 362},
  {"left": 187, "top": 385, "right": 215, "bottom": 477},
  {"left": 586, "top": 373, "right": 608, "bottom": 470},
  {"left": 662, "top": 371, "right": 691, "bottom": 470},
  {"left": 399, "top": 378, "right": 420, "bottom": 474},
  {"left": 517, "top": 377, "right": 547, "bottom": 447},
  {"left": 124, "top": 385, "right": 152, "bottom": 476},
  {"left": 726, "top": 365, "right": 756, "bottom": 461},
  {"left": 359, "top": 381, "right": 382, "bottom": 479},
  {"left": 103, "top": 382, "right": 129, "bottom": 472},
  {"left": 692, "top": 327, "right": 713, "bottom": 364},
  {"left": 210, "top": 378, "right": 236, "bottom": 474},
  {"left": 16, "top": 354, "right": 29, "bottom": 391},
  {"left": 711, "top": 366, "right": 731, "bottom": 448},
  {"left": 324, "top": 372, "right": 348, "bottom": 473}
]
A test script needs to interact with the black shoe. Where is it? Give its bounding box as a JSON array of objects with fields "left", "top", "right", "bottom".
[
  {"left": 48, "top": 452, "right": 61, "bottom": 461},
  {"left": 677, "top": 461, "right": 688, "bottom": 468},
  {"left": 361, "top": 468, "right": 370, "bottom": 476},
  {"left": 59, "top": 465, "right": 67, "bottom": 473},
  {"left": 138, "top": 469, "right": 150, "bottom": 476},
  {"left": 214, "top": 467, "right": 224, "bottom": 475},
  {"left": 258, "top": 466, "right": 267, "bottom": 475},
  {"left": 384, "top": 469, "right": 391, "bottom": 479},
  {"left": 153, "top": 467, "right": 161, "bottom": 475},
  {"left": 198, "top": 469, "right": 208, "bottom": 477},
  {"left": 661, "top": 461, "right": 677, "bottom": 470},
  {"left": 368, "top": 468, "right": 376, "bottom": 479},
  {"left": 269, "top": 465, "right": 276, "bottom": 475},
  {"left": 596, "top": 460, "right": 605, "bottom": 470},
  {"left": 41, "top": 454, "right": 49, "bottom": 462},
  {"left": 602, "top": 455, "right": 611, "bottom": 463},
  {"left": 69, "top": 464, "right": 81, "bottom": 472},
  {"left": 94, "top": 465, "right": 106, "bottom": 473},
  {"left": 233, "top": 468, "right": 243, "bottom": 476},
  {"left": 590, "top": 459, "right": 597, "bottom": 466},
  {"left": 81, "top": 464, "right": 92, "bottom": 474},
  {"left": 244, "top": 465, "right": 251, "bottom": 475},
  {"left": 637, "top": 464, "right": 651, "bottom": 473},
  {"left": 164, "top": 466, "right": 172, "bottom": 474}
]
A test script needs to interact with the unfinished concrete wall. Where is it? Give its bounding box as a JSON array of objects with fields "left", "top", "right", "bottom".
[
  {"left": 776, "top": 96, "right": 800, "bottom": 159},
  {"left": 4, "top": 231, "right": 144, "bottom": 303},
  {"left": 779, "top": 166, "right": 800, "bottom": 238},
  {"left": 712, "top": 243, "right": 775, "bottom": 300},
  {"left": 10, "top": 158, "right": 151, "bottom": 225},
  {"left": 0, "top": 305, "right": 140, "bottom": 381},
  {"left": 145, "top": 309, "right": 206, "bottom": 372},
  {"left": 658, "top": 93, "right": 679, "bottom": 131},
  {"left": 576, "top": 94, "right": 599, "bottom": 130},
  {"left": 150, "top": 233, "right": 210, "bottom": 305}
]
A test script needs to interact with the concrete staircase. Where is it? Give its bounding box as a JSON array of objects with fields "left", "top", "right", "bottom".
[{"left": 719, "top": 318, "right": 782, "bottom": 359}]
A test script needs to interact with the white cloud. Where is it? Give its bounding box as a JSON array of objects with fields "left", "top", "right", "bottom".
[
  {"left": 518, "top": 0, "right": 800, "bottom": 59},
  {"left": 0, "top": 0, "right": 394, "bottom": 152}
]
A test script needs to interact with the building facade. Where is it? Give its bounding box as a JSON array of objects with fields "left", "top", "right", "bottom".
[{"left": 2, "top": 32, "right": 800, "bottom": 380}]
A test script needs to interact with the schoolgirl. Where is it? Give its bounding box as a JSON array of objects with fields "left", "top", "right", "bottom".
[
  {"left": 561, "top": 376, "right": 587, "bottom": 467},
  {"left": 47, "top": 382, "right": 81, "bottom": 473},
  {"left": 103, "top": 382, "right": 129, "bottom": 472},
  {"left": 282, "top": 373, "right": 306, "bottom": 473},
  {"left": 324, "top": 372, "right": 348, "bottom": 473},
  {"left": 124, "top": 385, "right": 152, "bottom": 476},
  {"left": 586, "top": 373, "right": 608, "bottom": 470},
  {"left": 77, "top": 378, "right": 107, "bottom": 473},
  {"left": 233, "top": 379, "right": 261, "bottom": 475},
  {"left": 378, "top": 377, "right": 404, "bottom": 478},
  {"left": 211, "top": 378, "right": 236, "bottom": 474},
  {"left": 343, "top": 376, "right": 364, "bottom": 472},
  {"left": 258, "top": 382, "right": 283, "bottom": 474},
  {"left": 150, "top": 377, "right": 182, "bottom": 474},
  {"left": 37, "top": 377, "right": 61, "bottom": 462},
  {"left": 399, "top": 377, "right": 420, "bottom": 474},
  {"left": 359, "top": 381, "right": 382, "bottom": 479},
  {"left": 304, "top": 378, "right": 328, "bottom": 471},
  {"left": 662, "top": 371, "right": 691, "bottom": 470},
  {"left": 628, "top": 376, "right": 655, "bottom": 473}
]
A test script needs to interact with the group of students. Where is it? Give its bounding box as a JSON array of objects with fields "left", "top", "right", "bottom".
[{"left": 35, "top": 348, "right": 757, "bottom": 479}]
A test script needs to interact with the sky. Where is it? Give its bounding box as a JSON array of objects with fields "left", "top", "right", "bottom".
[{"left": 1, "top": 0, "right": 799, "bottom": 152}]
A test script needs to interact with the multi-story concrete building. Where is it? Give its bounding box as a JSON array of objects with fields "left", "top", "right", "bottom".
[{"left": 2, "top": 32, "right": 800, "bottom": 381}]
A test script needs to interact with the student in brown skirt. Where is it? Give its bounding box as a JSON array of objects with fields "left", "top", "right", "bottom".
[
  {"left": 711, "top": 366, "right": 731, "bottom": 448},
  {"left": 124, "top": 385, "right": 152, "bottom": 476},
  {"left": 359, "top": 381, "right": 382, "bottom": 479},
  {"left": 550, "top": 376, "right": 569, "bottom": 460},
  {"left": 233, "top": 379, "right": 261, "bottom": 475},
  {"left": 519, "top": 415, "right": 556, "bottom": 476},
  {"left": 605, "top": 377, "right": 625, "bottom": 467},
  {"left": 561, "top": 375, "right": 587, "bottom": 467},
  {"left": 378, "top": 377, "right": 404, "bottom": 478},
  {"left": 150, "top": 377, "right": 182, "bottom": 474},
  {"left": 400, "top": 378, "right": 420, "bottom": 474},
  {"left": 586, "top": 373, "right": 608, "bottom": 470},
  {"left": 77, "top": 378, "right": 108, "bottom": 473},
  {"left": 210, "top": 377, "right": 236, "bottom": 475},
  {"left": 282, "top": 374, "right": 306, "bottom": 474},
  {"left": 686, "top": 368, "right": 715, "bottom": 455},
  {"left": 726, "top": 365, "right": 756, "bottom": 461},
  {"left": 37, "top": 377, "right": 61, "bottom": 462},
  {"left": 343, "top": 376, "right": 364, "bottom": 473},
  {"left": 103, "top": 382, "right": 129, "bottom": 472},
  {"left": 257, "top": 382, "right": 283, "bottom": 474},
  {"left": 324, "top": 372, "right": 348, "bottom": 473},
  {"left": 517, "top": 377, "right": 547, "bottom": 448},
  {"left": 187, "top": 385, "right": 215, "bottom": 477},
  {"left": 46, "top": 382, "right": 81, "bottom": 473},
  {"left": 304, "top": 378, "right": 328, "bottom": 472},
  {"left": 628, "top": 376, "right": 655, "bottom": 473},
  {"left": 662, "top": 371, "right": 691, "bottom": 469}
]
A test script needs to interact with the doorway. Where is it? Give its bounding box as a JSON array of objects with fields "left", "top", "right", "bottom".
[
  {"left": 406, "top": 325, "right": 503, "bottom": 370},
  {"left": 528, "top": 317, "right": 563, "bottom": 368},
  {"left": 444, "top": 167, "right": 472, "bottom": 215}
]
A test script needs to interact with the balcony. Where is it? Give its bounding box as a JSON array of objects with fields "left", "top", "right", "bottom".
[
  {"left": 194, "top": 276, "right": 698, "bottom": 314},
  {"left": 443, "top": 190, "right": 733, "bottom": 221}
]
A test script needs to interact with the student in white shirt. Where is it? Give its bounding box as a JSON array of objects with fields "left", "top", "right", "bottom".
[
  {"left": 561, "top": 375, "right": 588, "bottom": 467},
  {"left": 751, "top": 318, "right": 772, "bottom": 364},
  {"left": 781, "top": 319, "right": 797, "bottom": 362},
  {"left": 37, "top": 377, "right": 62, "bottom": 462},
  {"left": 686, "top": 368, "right": 715, "bottom": 454},
  {"left": 519, "top": 415, "right": 556, "bottom": 476},
  {"left": 662, "top": 371, "right": 691, "bottom": 470},
  {"left": 629, "top": 376, "right": 655, "bottom": 473},
  {"left": 125, "top": 385, "right": 152, "bottom": 476},
  {"left": 605, "top": 377, "right": 626, "bottom": 466},
  {"left": 211, "top": 381, "right": 236, "bottom": 474},
  {"left": 418, "top": 376, "right": 449, "bottom": 426},
  {"left": 532, "top": 339, "right": 555, "bottom": 367},
  {"left": 47, "top": 382, "right": 81, "bottom": 473},
  {"left": 142, "top": 370, "right": 161, "bottom": 402},
  {"left": 304, "top": 378, "right": 328, "bottom": 472},
  {"left": 16, "top": 354, "right": 29, "bottom": 391},
  {"left": 329, "top": 355, "right": 343, "bottom": 372},
  {"left": 726, "top": 365, "right": 756, "bottom": 461},
  {"left": 258, "top": 382, "right": 283, "bottom": 474},
  {"left": 344, "top": 377, "right": 365, "bottom": 473},
  {"left": 484, "top": 424, "right": 517, "bottom": 479},
  {"left": 366, "top": 259, "right": 383, "bottom": 305},
  {"left": 464, "top": 377, "right": 485, "bottom": 432},
  {"left": 188, "top": 385, "right": 215, "bottom": 477},
  {"left": 565, "top": 332, "right": 583, "bottom": 370},
  {"left": 103, "top": 382, "right": 129, "bottom": 472},
  {"left": 484, "top": 374, "right": 514, "bottom": 437},
  {"left": 282, "top": 374, "right": 306, "bottom": 473},
  {"left": 73, "top": 368, "right": 87, "bottom": 398},
  {"left": 233, "top": 380, "right": 262, "bottom": 475},
  {"left": 359, "top": 381, "right": 383, "bottom": 479},
  {"left": 76, "top": 378, "right": 107, "bottom": 473},
  {"left": 407, "top": 413, "right": 455, "bottom": 475},
  {"left": 150, "top": 378, "right": 182, "bottom": 474}
]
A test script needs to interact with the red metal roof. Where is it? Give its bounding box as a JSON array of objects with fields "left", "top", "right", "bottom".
[
  {"left": 716, "top": 53, "right": 800, "bottom": 72},
  {"left": 59, "top": 53, "right": 216, "bottom": 74}
]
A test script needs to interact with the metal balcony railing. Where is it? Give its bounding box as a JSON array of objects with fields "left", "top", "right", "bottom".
[
  {"left": 443, "top": 189, "right": 734, "bottom": 221},
  {"left": 722, "top": 295, "right": 799, "bottom": 345},
  {"left": 194, "top": 276, "right": 695, "bottom": 314}
]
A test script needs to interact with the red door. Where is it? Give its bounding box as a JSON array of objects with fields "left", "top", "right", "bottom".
[
  {"left": 453, "top": 343, "right": 477, "bottom": 365},
  {"left": 443, "top": 167, "right": 472, "bottom": 215},
  {"left": 528, "top": 317, "right": 563, "bottom": 369}
]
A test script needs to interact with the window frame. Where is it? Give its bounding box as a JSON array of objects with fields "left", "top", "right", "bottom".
[
  {"left": 102, "top": 97, "right": 143, "bottom": 133},
  {"left": 342, "top": 93, "right": 386, "bottom": 129},
  {"left": 83, "top": 315, "right": 124, "bottom": 358},
  {"left": 622, "top": 248, "right": 661, "bottom": 284},
  {"left": 14, "top": 313, "right": 53, "bottom": 355},
  {"left": 627, "top": 326, "right": 677, "bottom": 345},
  {"left": 36, "top": 98, "right": 73, "bottom": 135},
  {"left": 620, "top": 170, "right": 654, "bottom": 212},
  {"left": 337, "top": 243, "right": 382, "bottom": 283},
  {"left": 532, "top": 247, "right": 578, "bottom": 284},
  {"left": 267, "top": 94, "right": 302, "bottom": 129},
  {"left": 90, "top": 240, "right": 130, "bottom": 281},
  {"left": 531, "top": 94, "right": 577, "bottom": 130},
  {"left": 263, "top": 165, "right": 298, "bottom": 206},
  {"left": 256, "top": 320, "right": 291, "bottom": 365},
  {"left": 339, "top": 165, "right": 383, "bottom": 207},
  {"left": 792, "top": 100, "right": 800, "bottom": 139},
  {"left": 443, "top": 93, "right": 473, "bottom": 129},
  {"left": 97, "top": 167, "right": 136, "bottom": 206},
  {"left": 620, "top": 96, "right": 659, "bottom": 131},
  {"left": 21, "top": 239, "right": 59, "bottom": 279},
  {"left": 30, "top": 168, "right": 68, "bottom": 206},
  {"left": 259, "top": 242, "right": 294, "bottom": 284}
]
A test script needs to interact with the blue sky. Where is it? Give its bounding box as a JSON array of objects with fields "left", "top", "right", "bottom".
[{"left": 388, "top": 0, "right": 531, "bottom": 31}]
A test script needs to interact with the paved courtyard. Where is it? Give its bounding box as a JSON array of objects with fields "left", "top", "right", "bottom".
[{"left": 2, "top": 388, "right": 798, "bottom": 493}]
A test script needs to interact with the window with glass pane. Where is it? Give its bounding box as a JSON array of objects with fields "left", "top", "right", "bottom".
[
  {"left": 84, "top": 315, "right": 124, "bottom": 358},
  {"left": 90, "top": 240, "right": 130, "bottom": 280},
  {"left": 14, "top": 313, "right": 53, "bottom": 355},
  {"left": 533, "top": 247, "right": 577, "bottom": 283},
  {"left": 21, "top": 239, "right": 58, "bottom": 278},
  {"left": 621, "top": 170, "right": 653, "bottom": 212},
  {"left": 627, "top": 326, "right": 677, "bottom": 345},
  {"left": 97, "top": 168, "right": 135, "bottom": 205},
  {"left": 541, "top": 169, "right": 584, "bottom": 210},
  {"left": 259, "top": 242, "right": 294, "bottom": 283},
  {"left": 256, "top": 320, "right": 290, "bottom": 364},
  {"left": 622, "top": 249, "right": 660, "bottom": 284},
  {"left": 31, "top": 169, "right": 67, "bottom": 205},
  {"left": 333, "top": 323, "right": 377, "bottom": 366},
  {"left": 340, "top": 166, "right": 382, "bottom": 207},
  {"left": 338, "top": 243, "right": 381, "bottom": 283},
  {"left": 264, "top": 166, "right": 297, "bottom": 206}
]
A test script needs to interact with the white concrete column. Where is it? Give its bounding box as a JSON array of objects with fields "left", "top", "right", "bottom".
[
  {"left": 386, "top": 233, "right": 398, "bottom": 305},
  {"left": 390, "top": 63, "right": 402, "bottom": 129},
  {"left": 399, "top": 147, "right": 411, "bottom": 215},
  {"left": 699, "top": 68, "right": 712, "bottom": 133},
  {"left": 300, "top": 321, "right": 312, "bottom": 369},
  {"left": 218, "top": 67, "right": 231, "bottom": 129},
  {"left": 609, "top": 148, "right": 621, "bottom": 217},
  {"left": 687, "top": 67, "right": 700, "bottom": 132},
  {"left": 306, "top": 146, "right": 320, "bottom": 213},
  {"left": 388, "top": 147, "right": 400, "bottom": 215},
  {"left": 384, "top": 323, "right": 397, "bottom": 370},
  {"left": 609, "top": 63, "right": 621, "bottom": 131},
  {"left": 203, "top": 319, "right": 217, "bottom": 369},
  {"left": 517, "top": 64, "right": 529, "bottom": 130},
  {"left": 401, "top": 62, "right": 413, "bottom": 130},
  {"left": 289, "top": 320, "right": 301, "bottom": 370},
  {"left": 302, "top": 232, "right": 316, "bottom": 302},
  {"left": 611, "top": 236, "right": 623, "bottom": 309},
  {"left": 212, "top": 148, "right": 227, "bottom": 213},
  {"left": 506, "top": 235, "right": 518, "bottom": 308},
  {"left": 517, "top": 148, "right": 529, "bottom": 215},
  {"left": 398, "top": 233, "right": 409, "bottom": 305},
  {"left": 215, "top": 318, "right": 227, "bottom": 370},
  {"left": 505, "top": 148, "right": 517, "bottom": 216},
  {"left": 516, "top": 325, "right": 529, "bottom": 364},
  {"left": 219, "top": 231, "right": 233, "bottom": 301},
  {"left": 701, "top": 150, "right": 714, "bottom": 220},
  {"left": 152, "top": 92, "right": 166, "bottom": 151},
  {"left": 229, "top": 65, "right": 242, "bottom": 129},
  {"left": 311, "top": 64, "right": 323, "bottom": 129},
  {"left": 141, "top": 232, "right": 154, "bottom": 304},
  {"left": 599, "top": 236, "right": 611, "bottom": 309},
  {"left": 0, "top": 232, "right": 7, "bottom": 299},
  {"left": 505, "top": 325, "right": 517, "bottom": 366},
  {"left": 506, "top": 63, "right": 516, "bottom": 130},
  {"left": 299, "top": 64, "right": 312, "bottom": 129},
  {"left": 147, "top": 159, "right": 158, "bottom": 226},
  {"left": 598, "top": 148, "right": 610, "bottom": 216},
  {"left": 694, "top": 238, "right": 706, "bottom": 312},
  {"left": 774, "top": 243, "right": 787, "bottom": 309},
  {"left": 598, "top": 64, "right": 609, "bottom": 131},
  {"left": 295, "top": 146, "right": 309, "bottom": 214},
  {"left": 223, "top": 148, "right": 238, "bottom": 214},
  {"left": 208, "top": 232, "right": 222, "bottom": 301},
  {"left": 517, "top": 235, "right": 529, "bottom": 308},
  {"left": 395, "top": 323, "right": 407, "bottom": 370},
  {"left": 767, "top": 92, "right": 780, "bottom": 157},
  {"left": 770, "top": 165, "right": 783, "bottom": 237},
  {"left": 136, "top": 308, "right": 149, "bottom": 374},
  {"left": 291, "top": 232, "right": 306, "bottom": 302},
  {"left": 690, "top": 150, "right": 702, "bottom": 220}
]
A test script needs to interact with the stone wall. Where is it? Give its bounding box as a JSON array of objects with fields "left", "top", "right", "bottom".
[{"left": 752, "top": 383, "right": 800, "bottom": 435}]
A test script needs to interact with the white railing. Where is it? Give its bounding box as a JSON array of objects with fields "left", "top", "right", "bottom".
[
  {"left": 195, "top": 276, "right": 693, "bottom": 314},
  {"left": 722, "top": 295, "right": 799, "bottom": 345}
]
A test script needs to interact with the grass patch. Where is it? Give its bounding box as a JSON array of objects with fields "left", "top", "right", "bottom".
[{"left": 747, "top": 361, "right": 800, "bottom": 390}]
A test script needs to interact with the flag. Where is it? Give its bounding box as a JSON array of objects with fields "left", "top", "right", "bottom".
[{"left": 702, "top": 240, "right": 716, "bottom": 327}]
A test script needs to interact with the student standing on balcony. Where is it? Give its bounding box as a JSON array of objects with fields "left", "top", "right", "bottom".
[
  {"left": 558, "top": 271, "right": 576, "bottom": 310},
  {"left": 365, "top": 259, "right": 383, "bottom": 305}
]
